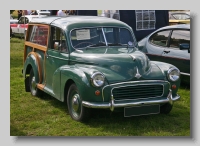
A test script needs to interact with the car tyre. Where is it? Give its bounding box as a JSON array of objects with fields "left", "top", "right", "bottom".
[
  {"left": 29, "top": 69, "right": 42, "bottom": 96},
  {"left": 160, "top": 103, "right": 173, "bottom": 114},
  {"left": 67, "top": 83, "right": 90, "bottom": 122}
]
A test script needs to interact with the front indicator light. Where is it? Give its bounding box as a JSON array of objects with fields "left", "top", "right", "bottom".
[
  {"left": 171, "top": 84, "right": 177, "bottom": 90},
  {"left": 95, "top": 90, "right": 101, "bottom": 96}
]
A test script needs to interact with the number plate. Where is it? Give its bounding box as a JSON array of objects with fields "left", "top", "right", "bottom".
[{"left": 124, "top": 104, "right": 160, "bottom": 117}]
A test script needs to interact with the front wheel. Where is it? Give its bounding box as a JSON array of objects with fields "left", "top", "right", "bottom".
[
  {"left": 67, "top": 83, "right": 90, "bottom": 122},
  {"left": 29, "top": 69, "right": 42, "bottom": 96},
  {"left": 160, "top": 103, "right": 173, "bottom": 114}
]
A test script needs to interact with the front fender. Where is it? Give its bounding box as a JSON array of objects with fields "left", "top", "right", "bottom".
[
  {"left": 58, "top": 65, "right": 105, "bottom": 102},
  {"left": 151, "top": 61, "right": 181, "bottom": 94}
]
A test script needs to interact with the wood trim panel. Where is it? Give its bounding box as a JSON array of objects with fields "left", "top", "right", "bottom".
[{"left": 27, "top": 52, "right": 42, "bottom": 83}]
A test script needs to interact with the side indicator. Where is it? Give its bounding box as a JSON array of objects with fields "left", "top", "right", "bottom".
[{"left": 171, "top": 85, "right": 177, "bottom": 90}]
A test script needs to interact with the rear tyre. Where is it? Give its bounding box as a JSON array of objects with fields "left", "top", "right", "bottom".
[
  {"left": 160, "top": 103, "right": 173, "bottom": 114},
  {"left": 29, "top": 69, "right": 42, "bottom": 96},
  {"left": 67, "top": 83, "right": 90, "bottom": 122}
]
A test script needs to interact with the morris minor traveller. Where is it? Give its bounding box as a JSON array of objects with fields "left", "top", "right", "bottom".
[{"left": 23, "top": 16, "right": 181, "bottom": 122}]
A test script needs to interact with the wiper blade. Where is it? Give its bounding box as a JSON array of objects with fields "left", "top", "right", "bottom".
[
  {"left": 89, "top": 42, "right": 106, "bottom": 47},
  {"left": 107, "top": 43, "right": 126, "bottom": 46}
]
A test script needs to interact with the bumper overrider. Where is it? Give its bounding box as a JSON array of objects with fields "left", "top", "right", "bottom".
[{"left": 82, "top": 89, "right": 180, "bottom": 111}]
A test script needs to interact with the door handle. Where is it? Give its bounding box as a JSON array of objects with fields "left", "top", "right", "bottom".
[{"left": 163, "top": 50, "right": 170, "bottom": 54}]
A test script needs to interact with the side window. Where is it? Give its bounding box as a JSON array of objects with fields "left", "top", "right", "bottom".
[
  {"left": 149, "top": 30, "right": 171, "bottom": 47},
  {"left": 28, "top": 25, "right": 48, "bottom": 46},
  {"left": 169, "top": 30, "right": 190, "bottom": 49},
  {"left": 50, "top": 26, "right": 68, "bottom": 53},
  {"left": 25, "top": 17, "right": 29, "bottom": 24},
  {"left": 18, "top": 17, "right": 24, "bottom": 24},
  {"left": 172, "top": 14, "right": 190, "bottom": 20}
]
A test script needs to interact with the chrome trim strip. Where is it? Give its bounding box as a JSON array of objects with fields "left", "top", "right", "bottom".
[
  {"left": 106, "top": 80, "right": 169, "bottom": 87},
  {"left": 82, "top": 89, "right": 181, "bottom": 111},
  {"left": 180, "top": 72, "right": 190, "bottom": 76},
  {"left": 48, "top": 55, "right": 69, "bottom": 61}
]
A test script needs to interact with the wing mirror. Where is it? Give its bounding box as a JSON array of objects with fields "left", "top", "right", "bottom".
[{"left": 179, "top": 43, "right": 190, "bottom": 53}]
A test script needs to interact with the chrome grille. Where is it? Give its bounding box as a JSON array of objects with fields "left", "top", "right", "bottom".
[{"left": 112, "top": 84, "right": 163, "bottom": 100}]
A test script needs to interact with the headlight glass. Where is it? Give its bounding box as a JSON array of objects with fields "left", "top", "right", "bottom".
[
  {"left": 91, "top": 72, "right": 105, "bottom": 87},
  {"left": 167, "top": 68, "right": 180, "bottom": 82}
]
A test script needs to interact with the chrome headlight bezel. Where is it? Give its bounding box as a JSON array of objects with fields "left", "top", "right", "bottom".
[
  {"left": 167, "top": 68, "right": 180, "bottom": 82},
  {"left": 90, "top": 72, "right": 105, "bottom": 87}
]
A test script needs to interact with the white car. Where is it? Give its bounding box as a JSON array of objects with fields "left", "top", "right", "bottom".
[
  {"left": 10, "top": 15, "right": 46, "bottom": 38},
  {"left": 36, "top": 10, "right": 50, "bottom": 15}
]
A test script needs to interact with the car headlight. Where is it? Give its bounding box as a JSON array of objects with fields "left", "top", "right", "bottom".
[
  {"left": 91, "top": 72, "right": 105, "bottom": 87},
  {"left": 167, "top": 68, "right": 180, "bottom": 82}
]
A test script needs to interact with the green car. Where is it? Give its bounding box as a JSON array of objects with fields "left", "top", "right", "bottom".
[{"left": 22, "top": 16, "right": 181, "bottom": 122}]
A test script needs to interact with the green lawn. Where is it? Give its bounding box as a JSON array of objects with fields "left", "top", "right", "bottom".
[{"left": 10, "top": 37, "right": 190, "bottom": 136}]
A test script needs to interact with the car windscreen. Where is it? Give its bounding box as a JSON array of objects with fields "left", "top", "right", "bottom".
[{"left": 70, "top": 27, "right": 136, "bottom": 49}]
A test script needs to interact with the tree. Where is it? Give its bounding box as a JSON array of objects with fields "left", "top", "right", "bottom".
[{"left": 10, "top": 10, "right": 15, "bottom": 14}]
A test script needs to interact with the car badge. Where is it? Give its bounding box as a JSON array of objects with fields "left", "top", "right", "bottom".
[{"left": 135, "top": 67, "right": 141, "bottom": 79}]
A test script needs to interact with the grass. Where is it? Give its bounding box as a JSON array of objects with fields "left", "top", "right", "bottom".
[{"left": 10, "top": 37, "right": 190, "bottom": 136}]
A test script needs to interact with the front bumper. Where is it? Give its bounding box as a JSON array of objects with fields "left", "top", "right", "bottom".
[{"left": 82, "top": 89, "right": 180, "bottom": 111}]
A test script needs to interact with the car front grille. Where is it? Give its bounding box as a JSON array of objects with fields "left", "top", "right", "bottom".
[{"left": 112, "top": 84, "right": 163, "bottom": 100}]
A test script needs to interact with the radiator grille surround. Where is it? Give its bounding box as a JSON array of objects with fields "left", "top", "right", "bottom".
[{"left": 112, "top": 84, "right": 164, "bottom": 100}]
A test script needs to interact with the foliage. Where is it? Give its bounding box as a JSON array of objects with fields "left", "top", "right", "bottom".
[{"left": 10, "top": 10, "right": 15, "bottom": 14}]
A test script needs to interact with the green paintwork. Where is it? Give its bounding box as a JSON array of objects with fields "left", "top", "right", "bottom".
[{"left": 24, "top": 16, "right": 181, "bottom": 112}]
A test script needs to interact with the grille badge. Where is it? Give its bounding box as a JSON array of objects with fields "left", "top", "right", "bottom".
[{"left": 135, "top": 67, "right": 141, "bottom": 79}]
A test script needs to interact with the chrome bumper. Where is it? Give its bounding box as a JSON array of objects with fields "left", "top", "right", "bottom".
[{"left": 82, "top": 89, "right": 180, "bottom": 111}]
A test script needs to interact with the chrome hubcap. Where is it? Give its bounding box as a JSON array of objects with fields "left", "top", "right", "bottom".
[
  {"left": 72, "top": 94, "right": 80, "bottom": 112},
  {"left": 31, "top": 76, "right": 37, "bottom": 94}
]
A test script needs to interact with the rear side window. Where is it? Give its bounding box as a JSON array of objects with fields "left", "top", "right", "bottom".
[
  {"left": 169, "top": 30, "right": 190, "bottom": 48},
  {"left": 172, "top": 14, "right": 190, "bottom": 20},
  {"left": 149, "top": 30, "right": 171, "bottom": 47},
  {"left": 28, "top": 25, "right": 49, "bottom": 46}
]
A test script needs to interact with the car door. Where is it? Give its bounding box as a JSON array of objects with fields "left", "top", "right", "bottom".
[
  {"left": 161, "top": 29, "right": 190, "bottom": 75},
  {"left": 45, "top": 26, "right": 69, "bottom": 99}
]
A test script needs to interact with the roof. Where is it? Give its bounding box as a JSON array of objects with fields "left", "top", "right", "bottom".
[
  {"left": 29, "top": 15, "right": 132, "bottom": 30},
  {"left": 157, "top": 24, "right": 190, "bottom": 31}
]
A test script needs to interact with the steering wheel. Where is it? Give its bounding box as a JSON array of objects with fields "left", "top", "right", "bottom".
[{"left": 74, "top": 42, "right": 94, "bottom": 48}]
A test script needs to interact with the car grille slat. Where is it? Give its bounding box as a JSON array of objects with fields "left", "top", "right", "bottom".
[{"left": 112, "top": 84, "right": 163, "bottom": 100}]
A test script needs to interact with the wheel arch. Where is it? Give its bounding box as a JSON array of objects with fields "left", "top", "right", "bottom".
[
  {"left": 23, "top": 53, "right": 43, "bottom": 92},
  {"left": 64, "top": 79, "right": 75, "bottom": 103}
]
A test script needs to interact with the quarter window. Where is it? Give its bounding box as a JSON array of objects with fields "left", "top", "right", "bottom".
[
  {"left": 172, "top": 14, "right": 190, "bottom": 20},
  {"left": 28, "top": 25, "right": 48, "bottom": 46},
  {"left": 149, "top": 30, "right": 171, "bottom": 47},
  {"left": 169, "top": 30, "right": 190, "bottom": 49}
]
